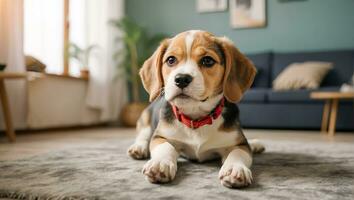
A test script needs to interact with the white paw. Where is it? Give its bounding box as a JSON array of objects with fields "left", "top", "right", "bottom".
[
  {"left": 219, "top": 164, "right": 253, "bottom": 188},
  {"left": 127, "top": 141, "right": 149, "bottom": 160},
  {"left": 142, "top": 159, "right": 177, "bottom": 183},
  {"left": 249, "top": 139, "right": 265, "bottom": 154}
]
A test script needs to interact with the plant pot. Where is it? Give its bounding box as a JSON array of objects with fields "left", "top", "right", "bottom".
[
  {"left": 120, "top": 102, "right": 148, "bottom": 127},
  {"left": 80, "top": 69, "right": 89, "bottom": 79}
]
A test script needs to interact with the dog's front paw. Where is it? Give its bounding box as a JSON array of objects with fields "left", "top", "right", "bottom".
[
  {"left": 142, "top": 159, "right": 177, "bottom": 183},
  {"left": 127, "top": 141, "right": 149, "bottom": 160},
  {"left": 219, "top": 164, "right": 253, "bottom": 188}
]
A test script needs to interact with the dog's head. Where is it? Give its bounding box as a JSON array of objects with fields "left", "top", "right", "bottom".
[{"left": 140, "top": 30, "right": 256, "bottom": 106}]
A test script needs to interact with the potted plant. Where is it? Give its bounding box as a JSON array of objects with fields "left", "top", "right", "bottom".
[
  {"left": 69, "top": 43, "right": 98, "bottom": 78},
  {"left": 110, "top": 17, "right": 167, "bottom": 126}
]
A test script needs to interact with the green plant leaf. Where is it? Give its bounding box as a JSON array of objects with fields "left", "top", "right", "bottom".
[{"left": 109, "top": 17, "right": 168, "bottom": 102}]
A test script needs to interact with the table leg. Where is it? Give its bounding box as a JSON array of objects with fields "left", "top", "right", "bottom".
[
  {"left": 328, "top": 99, "right": 338, "bottom": 136},
  {"left": 321, "top": 100, "right": 331, "bottom": 133},
  {"left": 0, "top": 79, "right": 16, "bottom": 142}
]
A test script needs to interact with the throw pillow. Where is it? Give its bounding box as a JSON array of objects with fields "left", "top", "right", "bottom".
[{"left": 273, "top": 61, "right": 333, "bottom": 91}]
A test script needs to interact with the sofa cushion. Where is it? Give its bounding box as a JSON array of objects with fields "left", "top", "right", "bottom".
[
  {"left": 246, "top": 52, "right": 272, "bottom": 88},
  {"left": 273, "top": 62, "right": 333, "bottom": 90},
  {"left": 272, "top": 50, "right": 354, "bottom": 86},
  {"left": 252, "top": 68, "right": 263, "bottom": 88},
  {"left": 268, "top": 87, "right": 340, "bottom": 103},
  {"left": 242, "top": 88, "right": 268, "bottom": 103}
]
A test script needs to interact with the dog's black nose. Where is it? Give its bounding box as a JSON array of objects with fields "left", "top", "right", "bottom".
[{"left": 175, "top": 74, "right": 193, "bottom": 89}]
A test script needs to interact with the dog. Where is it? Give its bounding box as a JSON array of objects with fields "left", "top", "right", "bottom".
[{"left": 127, "top": 30, "right": 265, "bottom": 188}]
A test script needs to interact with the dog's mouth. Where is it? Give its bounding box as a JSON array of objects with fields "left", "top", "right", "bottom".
[
  {"left": 173, "top": 93, "right": 208, "bottom": 102},
  {"left": 175, "top": 94, "right": 190, "bottom": 99}
]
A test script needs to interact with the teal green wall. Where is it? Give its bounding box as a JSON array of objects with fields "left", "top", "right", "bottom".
[{"left": 126, "top": 0, "right": 354, "bottom": 53}]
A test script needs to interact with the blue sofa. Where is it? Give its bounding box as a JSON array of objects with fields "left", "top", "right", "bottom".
[{"left": 239, "top": 50, "right": 354, "bottom": 131}]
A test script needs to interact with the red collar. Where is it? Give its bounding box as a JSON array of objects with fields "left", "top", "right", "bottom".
[{"left": 171, "top": 98, "right": 225, "bottom": 129}]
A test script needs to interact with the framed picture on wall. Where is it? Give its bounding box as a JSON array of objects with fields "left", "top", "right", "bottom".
[
  {"left": 196, "top": 0, "right": 228, "bottom": 13},
  {"left": 230, "top": 0, "right": 267, "bottom": 29}
]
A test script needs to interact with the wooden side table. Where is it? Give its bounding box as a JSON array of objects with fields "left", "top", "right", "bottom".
[
  {"left": 310, "top": 91, "right": 354, "bottom": 136},
  {"left": 0, "top": 72, "right": 27, "bottom": 142}
]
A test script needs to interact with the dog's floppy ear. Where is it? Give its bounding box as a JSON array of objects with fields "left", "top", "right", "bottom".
[
  {"left": 140, "top": 39, "right": 169, "bottom": 101},
  {"left": 217, "top": 37, "right": 257, "bottom": 103}
]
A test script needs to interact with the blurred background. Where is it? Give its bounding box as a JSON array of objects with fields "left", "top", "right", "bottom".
[{"left": 0, "top": 0, "right": 353, "bottom": 141}]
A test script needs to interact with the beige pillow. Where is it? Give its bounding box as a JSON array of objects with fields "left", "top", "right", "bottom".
[
  {"left": 25, "top": 55, "right": 46, "bottom": 72},
  {"left": 273, "top": 61, "right": 333, "bottom": 91}
]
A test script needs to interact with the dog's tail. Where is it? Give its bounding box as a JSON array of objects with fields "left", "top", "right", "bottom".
[{"left": 248, "top": 139, "right": 265, "bottom": 154}]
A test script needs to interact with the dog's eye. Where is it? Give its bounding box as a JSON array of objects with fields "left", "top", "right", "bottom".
[
  {"left": 200, "top": 56, "right": 216, "bottom": 67},
  {"left": 166, "top": 56, "right": 177, "bottom": 67}
]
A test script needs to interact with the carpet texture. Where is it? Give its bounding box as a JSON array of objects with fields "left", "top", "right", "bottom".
[{"left": 0, "top": 138, "right": 354, "bottom": 200}]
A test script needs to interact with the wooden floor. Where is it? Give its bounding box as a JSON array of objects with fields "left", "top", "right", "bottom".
[{"left": 0, "top": 127, "right": 353, "bottom": 161}]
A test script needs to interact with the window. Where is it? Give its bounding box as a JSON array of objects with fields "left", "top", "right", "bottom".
[
  {"left": 24, "top": 0, "right": 112, "bottom": 77},
  {"left": 24, "top": 0, "right": 64, "bottom": 74}
]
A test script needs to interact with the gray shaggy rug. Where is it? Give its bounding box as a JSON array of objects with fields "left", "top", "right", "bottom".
[{"left": 0, "top": 138, "right": 354, "bottom": 200}]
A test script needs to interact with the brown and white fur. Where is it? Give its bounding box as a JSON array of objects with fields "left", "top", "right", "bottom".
[{"left": 127, "top": 30, "right": 265, "bottom": 188}]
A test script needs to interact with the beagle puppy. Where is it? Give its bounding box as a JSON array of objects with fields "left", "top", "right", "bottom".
[{"left": 127, "top": 30, "right": 265, "bottom": 188}]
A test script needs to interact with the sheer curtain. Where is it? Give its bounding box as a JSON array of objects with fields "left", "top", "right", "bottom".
[
  {"left": 24, "top": 0, "right": 64, "bottom": 74},
  {"left": 23, "top": 0, "right": 126, "bottom": 123},
  {"left": 71, "top": 0, "right": 127, "bottom": 122},
  {"left": 0, "top": 0, "right": 27, "bottom": 129}
]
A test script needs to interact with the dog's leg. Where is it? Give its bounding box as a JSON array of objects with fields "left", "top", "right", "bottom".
[
  {"left": 219, "top": 145, "right": 253, "bottom": 188},
  {"left": 142, "top": 136, "right": 179, "bottom": 183},
  {"left": 127, "top": 109, "right": 152, "bottom": 159}
]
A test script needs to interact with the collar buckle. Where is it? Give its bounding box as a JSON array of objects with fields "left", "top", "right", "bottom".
[{"left": 190, "top": 120, "right": 194, "bottom": 129}]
